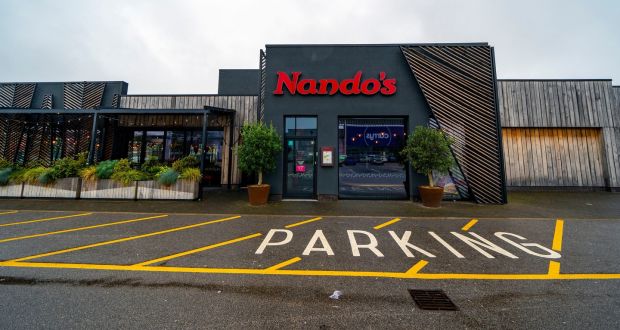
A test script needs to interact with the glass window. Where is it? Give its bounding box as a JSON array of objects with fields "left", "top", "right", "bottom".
[
  {"left": 145, "top": 131, "right": 165, "bottom": 160},
  {"left": 338, "top": 118, "right": 407, "bottom": 199},
  {"left": 295, "top": 117, "right": 317, "bottom": 136},
  {"left": 165, "top": 131, "right": 185, "bottom": 162},
  {"left": 128, "top": 131, "right": 143, "bottom": 164},
  {"left": 285, "top": 117, "right": 296, "bottom": 136},
  {"left": 284, "top": 116, "right": 317, "bottom": 137}
]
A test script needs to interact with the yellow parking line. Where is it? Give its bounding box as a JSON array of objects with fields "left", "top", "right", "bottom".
[
  {"left": 405, "top": 260, "right": 428, "bottom": 275},
  {"left": 552, "top": 219, "right": 564, "bottom": 251},
  {"left": 0, "top": 214, "right": 168, "bottom": 244},
  {"left": 285, "top": 217, "right": 323, "bottom": 229},
  {"left": 373, "top": 218, "right": 401, "bottom": 230},
  {"left": 0, "top": 212, "right": 93, "bottom": 227},
  {"left": 8, "top": 215, "right": 241, "bottom": 262},
  {"left": 1, "top": 261, "right": 620, "bottom": 280},
  {"left": 135, "top": 232, "right": 261, "bottom": 266},
  {"left": 0, "top": 210, "right": 18, "bottom": 216},
  {"left": 461, "top": 219, "right": 478, "bottom": 231},
  {"left": 548, "top": 261, "right": 561, "bottom": 275},
  {"left": 265, "top": 257, "right": 302, "bottom": 271}
]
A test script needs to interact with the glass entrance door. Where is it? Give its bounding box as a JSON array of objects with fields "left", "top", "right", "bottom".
[{"left": 284, "top": 138, "right": 316, "bottom": 198}]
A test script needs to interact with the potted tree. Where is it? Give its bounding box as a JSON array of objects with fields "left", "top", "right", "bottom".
[
  {"left": 236, "top": 122, "right": 282, "bottom": 205},
  {"left": 400, "top": 126, "right": 454, "bottom": 208}
]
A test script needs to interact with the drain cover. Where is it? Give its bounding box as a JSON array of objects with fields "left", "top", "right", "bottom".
[{"left": 408, "top": 289, "right": 458, "bottom": 311}]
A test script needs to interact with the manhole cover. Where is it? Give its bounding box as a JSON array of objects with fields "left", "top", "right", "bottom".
[{"left": 408, "top": 289, "right": 458, "bottom": 311}]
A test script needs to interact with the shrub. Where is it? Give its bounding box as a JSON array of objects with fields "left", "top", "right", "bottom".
[
  {"left": 179, "top": 168, "right": 201, "bottom": 182},
  {"left": 0, "top": 158, "right": 12, "bottom": 170},
  {"left": 8, "top": 168, "right": 26, "bottom": 184},
  {"left": 19, "top": 167, "right": 48, "bottom": 184},
  {"left": 400, "top": 126, "right": 454, "bottom": 187},
  {"left": 111, "top": 169, "right": 144, "bottom": 186},
  {"left": 110, "top": 159, "right": 144, "bottom": 185},
  {"left": 80, "top": 166, "right": 97, "bottom": 182},
  {"left": 37, "top": 168, "right": 57, "bottom": 185},
  {"left": 50, "top": 152, "right": 87, "bottom": 179},
  {"left": 141, "top": 156, "right": 162, "bottom": 179},
  {"left": 236, "top": 122, "right": 282, "bottom": 185},
  {"left": 172, "top": 155, "right": 198, "bottom": 173},
  {"left": 0, "top": 168, "right": 12, "bottom": 185},
  {"left": 158, "top": 168, "right": 179, "bottom": 186},
  {"left": 95, "top": 160, "right": 117, "bottom": 179}
]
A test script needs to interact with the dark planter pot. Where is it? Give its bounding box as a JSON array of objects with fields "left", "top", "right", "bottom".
[
  {"left": 418, "top": 185, "right": 444, "bottom": 208},
  {"left": 248, "top": 184, "right": 270, "bottom": 205}
]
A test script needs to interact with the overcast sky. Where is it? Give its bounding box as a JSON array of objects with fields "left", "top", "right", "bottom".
[{"left": 1, "top": 0, "right": 618, "bottom": 94}]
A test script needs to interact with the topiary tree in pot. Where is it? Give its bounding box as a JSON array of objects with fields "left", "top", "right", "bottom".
[
  {"left": 236, "top": 122, "right": 282, "bottom": 205},
  {"left": 400, "top": 126, "right": 454, "bottom": 207}
]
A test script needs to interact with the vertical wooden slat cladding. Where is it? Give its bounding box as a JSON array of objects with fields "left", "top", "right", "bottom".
[
  {"left": 502, "top": 128, "right": 605, "bottom": 187},
  {"left": 401, "top": 46, "right": 506, "bottom": 204},
  {"left": 498, "top": 81, "right": 620, "bottom": 189}
]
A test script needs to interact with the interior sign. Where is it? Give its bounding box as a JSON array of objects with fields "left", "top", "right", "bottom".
[
  {"left": 255, "top": 229, "right": 562, "bottom": 259},
  {"left": 273, "top": 71, "right": 397, "bottom": 96}
]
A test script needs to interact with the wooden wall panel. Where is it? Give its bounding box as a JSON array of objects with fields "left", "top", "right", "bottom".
[
  {"left": 499, "top": 81, "right": 620, "bottom": 189},
  {"left": 502, "top": 128, "right": 605, "bottom": 187},
  {"left": 119, "top": 95, "right": 258, "bottom": 186},
  {"left": 498, "top": 80, "right": 615, "bottom": 128}
]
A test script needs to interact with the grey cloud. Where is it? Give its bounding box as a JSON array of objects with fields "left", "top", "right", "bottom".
[{"left": 0, "top": 0, "right": 618, "bottom": 93}]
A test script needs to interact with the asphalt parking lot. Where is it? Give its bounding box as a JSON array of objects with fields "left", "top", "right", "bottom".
[{"left": 1, "top": 208, "right": 619, "bottom": 328}]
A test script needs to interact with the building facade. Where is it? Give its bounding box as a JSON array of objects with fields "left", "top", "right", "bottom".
[{"left": 0, "top": 43, "right": 618, "bottom": 204}]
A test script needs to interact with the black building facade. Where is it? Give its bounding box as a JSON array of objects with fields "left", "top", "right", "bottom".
[{"left": 262, "top": 44, "right": 506, "bottom": 203}]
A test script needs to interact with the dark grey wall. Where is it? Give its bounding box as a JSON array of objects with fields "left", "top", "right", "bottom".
[
  {"left": 218, "top": 69, "right": 260, "bottom": 95},
  {"left": 263, "top": 45, "right": 432, "bottom": 199}
]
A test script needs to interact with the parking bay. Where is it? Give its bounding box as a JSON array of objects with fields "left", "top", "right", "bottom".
[{"left": 0, "top": 210, "right": 619, "bottom": 279}]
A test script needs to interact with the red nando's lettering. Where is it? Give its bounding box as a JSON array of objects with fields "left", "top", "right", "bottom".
[{"left": 273, "top": 71, "right": 397, "bottom": 96}]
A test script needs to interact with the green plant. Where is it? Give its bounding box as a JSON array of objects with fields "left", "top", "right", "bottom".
[
  {"left": 95, "top": 160, "right": 118, "bottom": 179},
  {"left": 111, "top": 169, "right": 144, "bottom": 185},
  {"left": 172, "top": 155, "right": 198, "bottom": 173},
  {"left": 158, "top": 168, "right": 179, "bottom": 186},
  {"left": 179, "top": 168, "right": 201, "bottom": 182},
  {"left": 19, "top": 167, "right": 48, "bottom": 184},
  {"left": 50, "top": 152, "right": 87, "bottom": 179},
  {"left": 236, "top": 122, "right": 282, "bottom": 185},
  {"left": 110, "top": 158, "right": 144, "bottom": 185},
  {"left": 37, "top": 168, "right": 57, "bottom": 185},
  {"left": 8, "top": 168, "right": 26, "bottom": 184},
  {"left": 0, "top": 168, "right": 12, "bottom": 185},
  {"left": 80, "top": 166, "right": 97, "bottom": 182},
  {"left": 0, "top": 158, "right": 12, "bottom": 170},
  {"left": 400, "top": 126, "right": 454, "bottom": 187},
  {"left": 141, "top": 156, "right": 161, "bottom": 179}
]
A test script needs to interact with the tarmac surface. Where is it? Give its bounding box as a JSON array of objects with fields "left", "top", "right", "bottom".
[{"left": 0, "top": 191, "right": 619, "bottom": 329}]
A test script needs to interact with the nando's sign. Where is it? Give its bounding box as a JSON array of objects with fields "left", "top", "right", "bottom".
[{"left": 273, "top": 71, "right": 397, "bottom": 96}]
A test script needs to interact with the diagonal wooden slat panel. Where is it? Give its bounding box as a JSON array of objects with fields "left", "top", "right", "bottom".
[
  {"left": 82, "top": 82, "right": 105, "bottom": 109},
  {"left": 64, "top": 83, "right": 84, "bottom": 109},
  {"left": 12, "top": 84, "right": 36, "bottom": 108},
  {"left": 401, "top": 46, "right": 506, "bottom": 204},
  {"left": 41, "top": 94, "right": 53, "bottom": 109},
  {"left": 0, "top": 84, "right": 16, "bottom": 108}
]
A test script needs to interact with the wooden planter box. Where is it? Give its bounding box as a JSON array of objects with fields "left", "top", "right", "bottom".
[
  {"left": 22, "top": 178, "right": 80, "bottom": 198},
  {"left": 80, "top": 179, "right": 137, "bottom": 200},
  {"left": 0, "top": 183, "right": 23, "bottom": 198},
  {"left": 136, "top": 180, "right": 199, "bottom": 200}
]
